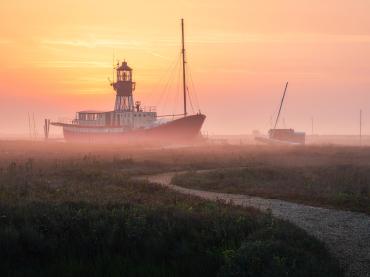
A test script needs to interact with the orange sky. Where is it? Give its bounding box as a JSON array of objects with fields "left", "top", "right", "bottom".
[{"left": 1, "top": 0, "right": 370, "bottom": 136}]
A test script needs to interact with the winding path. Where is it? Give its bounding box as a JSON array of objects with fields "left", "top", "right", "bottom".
[{"left": 141, "top": 171, "right": 370, "bottom": 277}]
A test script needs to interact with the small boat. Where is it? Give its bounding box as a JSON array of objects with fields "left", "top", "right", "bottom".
[
  {"left": 255, "top": 129, "right": 306, "bottom": 145},
  {"left": 255, "top": 82, "right": 306, "bottom": 145},
  {"left": 51, "top": 19, "right": 206, "bottom": 143}
]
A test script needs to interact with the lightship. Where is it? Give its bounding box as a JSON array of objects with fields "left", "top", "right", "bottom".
[{"left": 52, "top": 19, "right": 206, "bottom": 143}]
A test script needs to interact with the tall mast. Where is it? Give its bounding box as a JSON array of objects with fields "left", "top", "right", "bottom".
[
  {"left": 181, "top": 18, "right": 187, "bottom": 116},
  {"left": 274, "top": 81, "right": 289, "bottom": 129}
]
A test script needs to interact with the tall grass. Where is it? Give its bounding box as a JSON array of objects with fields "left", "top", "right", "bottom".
[
  {"left": 0, "top": 141, "right": 347, "bottom": 276},
  {"left": 0, "top": 201, "right": 342, "bottom": 277}
]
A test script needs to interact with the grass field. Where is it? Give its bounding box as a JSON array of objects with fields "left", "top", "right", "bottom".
[
  {"left": 173, "top": 165, "right": 370, "bottom": 214},
  {"left": 0, "top": 141, "right": 346, "bottom": 276},
  {"left": 171, "top": 147, "right": 370, "bottom": 214}
]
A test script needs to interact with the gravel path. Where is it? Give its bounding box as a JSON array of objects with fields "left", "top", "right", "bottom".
[{"left": 141, "top": 171, "right": 370, "bottom": 277}]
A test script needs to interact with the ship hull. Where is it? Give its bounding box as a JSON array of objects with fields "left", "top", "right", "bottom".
[{"left": 54, "top": 114, "right": 206, "bottom": 144}]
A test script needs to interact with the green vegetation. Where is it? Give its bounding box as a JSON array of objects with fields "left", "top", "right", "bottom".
[
  {"left": 0, "top": 141, "right": 344, "bottom": 276},
  {"left": 173, "top": 165, "right": 370, "bottom": 214},
  {"left": 1, "top": 201, "right": 342, "bottom": 277}
]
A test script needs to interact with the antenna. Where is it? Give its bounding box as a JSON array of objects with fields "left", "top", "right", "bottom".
[
  {"left": 112, "top": 49, "right": 115, "bottom": 84},
  {"left": 311, "top": 116, "right": 314, "bottom": 135},
  {"left": 181, "top": 18, "right": 187, "bottom": 116},
  {"left": 32, "top": 113, "right": 36, "bottom": 139},
  {"left": 28, "top": 112, "right": 31, "bottom": 139},
  {"left": 274, "top": 82, "right": 288, "bottom": 129},
  {"left": 360, "top": 109, "right": 362, "bottom": 146}
]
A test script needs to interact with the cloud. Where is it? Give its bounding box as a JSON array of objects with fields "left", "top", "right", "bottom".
[
  {"left": 186, "top": 32, "right": 370, "bottom": 45},
  {"left": 32, "top": 61, "right": 111, "bottom": 69},
  {"left": 142, "top": 32, "right": 370, "bottom": 45},
  {"left": 41, "top": 38, "right": 142, "bottom": 49},
  {"left": 40, "top": 37, "right": 171, "bottom": 60}
]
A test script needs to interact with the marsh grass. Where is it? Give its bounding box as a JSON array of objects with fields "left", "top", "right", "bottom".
[
  {"left": 0, "top": 141, "right": 347, "bottom": 276},
  {"left": 172, "top": 165, "right": 370, "bottom": 214}
]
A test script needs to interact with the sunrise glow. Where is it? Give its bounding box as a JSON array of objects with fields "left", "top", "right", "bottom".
[{"left": 1, "top": 0, "right": 370, "bottom": 136}]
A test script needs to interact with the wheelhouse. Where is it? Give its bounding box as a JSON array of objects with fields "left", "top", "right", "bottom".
[{"left": 74, "top": 110, "right": 106, "bottom": 126}]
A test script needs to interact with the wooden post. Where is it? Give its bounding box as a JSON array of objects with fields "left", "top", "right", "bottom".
[{"left": 44, "top": 119, "right": 50, "bottom": 140}]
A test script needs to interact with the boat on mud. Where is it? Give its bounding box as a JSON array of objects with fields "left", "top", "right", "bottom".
[{"left": 255, "top": 82, "right": 305, "bottom": 145}]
